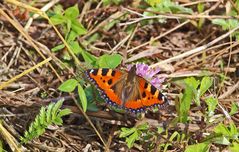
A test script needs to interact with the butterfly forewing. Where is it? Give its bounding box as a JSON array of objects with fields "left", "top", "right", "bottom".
[
  {"left": 123, "top": 77, "right": 168, "bottom": 112},
  {"left": 85, "top": 68, "right": 123, "bottom": 106},
  {"left": 138, "top": 77, "right": 168, "bottom": 107}
]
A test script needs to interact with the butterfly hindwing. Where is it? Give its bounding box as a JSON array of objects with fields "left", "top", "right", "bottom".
[
  {"left": 138, "top": 77, "right": 168, "bottom": 107},
  {"left": 123, "top": 77, "right": 168, "bottom": 112}
]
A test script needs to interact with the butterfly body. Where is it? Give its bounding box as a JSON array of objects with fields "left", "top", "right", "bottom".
[{"left": 85, "top": 66, "right": 168, "bottom": 113}]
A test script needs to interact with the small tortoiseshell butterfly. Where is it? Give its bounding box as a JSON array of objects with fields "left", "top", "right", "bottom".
[{"left": 85, "top": 65, "right": 168, "bottom": 113}]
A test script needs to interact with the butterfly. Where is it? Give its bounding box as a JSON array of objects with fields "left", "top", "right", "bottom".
[{"left": 85, "top": 65, "right": 168, "bottom": 113}]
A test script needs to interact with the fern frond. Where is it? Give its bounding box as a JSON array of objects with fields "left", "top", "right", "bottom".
[{"left": 20, "top": 99, "right": 72, "bottom": 143}]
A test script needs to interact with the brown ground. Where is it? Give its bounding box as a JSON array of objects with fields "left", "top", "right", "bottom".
[{"left": 0, "top": 0, "right": 238, "bottom": 151}]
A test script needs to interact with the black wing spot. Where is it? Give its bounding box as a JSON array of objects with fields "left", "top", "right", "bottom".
[
  {"left": 158, "top": 93, "right": 163, "bottom": 100},
  {"left": 91, "top": 69, "right": 98, "bottom": 76},
  {"left": 101, "top": 69, "right": 108, "bottom": 76},
  {"left": 144, "top": 82, "right": 148, "bottom": 89},
  {"left": 151, "top": 85, "right": 157, "bottom": 95},
  {"left": 103, "top": 80, "right": 106, "bottom": 83},
  {"left": 111, "top": 70, "right": 116, "bottom": 76},
  {"left": 108, "top": 79, "right": 113, "bottom": 85},
  {"left": 142, "top": 92, "right": 146, "bottom": 98}
]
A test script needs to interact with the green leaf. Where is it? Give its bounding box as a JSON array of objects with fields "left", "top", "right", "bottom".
[
  {"left": 179, "top": 87, "right": 193, "bottom": 122},
  {"left": 58, "top": 79, "right": 78, "bottom": 92},
  {"left": 67, "top": 30, "right": 78, "bottom": 42},
  {"left": 213, "top": 122, "right": 239, "bottom": 142},
  {"left": 98, "top": 54, "right": 122, "bottom": 68},
  {"left": 58, "top": 108, "right": 72, "bottom": 117},
  {"left": 228, "top": 19, "right": 239, "bottom": 29},
  {"left": 77, "top": 84, "right": 87, "bottom": 112},
  {"left": 230, "top": 142, "right": 239, "bottom": 152},
  {"left": 157, "top": 127, "right": 164, "bottom": 134},
  {"left": 119, "top": 127, "right": 136, "bottom": 138},
  {"left": 205, "top": 97, "right": 218, "bottom": 116},
  {"left": 87, "top": 102, "right": 99, "bottom": 112},
  {"left": 46, "top": 103, "right": 54, "bottom": 123},
  {"left": 36, "top": 127, "right": 45, "bottom": 136},
  {"left": 137, "top": 123, "right": 149, "bottom": 130},
  {"left": 212, "top": 19, "right": 229, "bottom": 30},
  {"left": 230, "top": 102, "right": 238, "bottom": 115},
  {"left": 199, "top": 77, "right": 213, "bottom": 96},
  {"left": 64, "top": 5, "right": 79, "bottom": 19},
  {"left": 71, "top": 20, "right": 87, "bottom": 35},
  {"left": 184, "top": 77, "right": 200, "bottom": 106},
  {"left": 153, "top": 0, "right": 193, "bottom": 14},
  {"left": 145, "top": 0, "right": 161, "bottom": 7},
  {"left": 169, "top": 131, "right": 179, "bottom": 141},
  {"left": 229, "top": 122, "right": 238, "bottom": 138},
  {"left": 213, "top": 137, "right": 231, "bottom": 145},
  {"left": 184, "top": 77, "right": 200, "bottom": 90},
  {"left": 66, "top": 19, "right": 72, "bottom": 35},
  {"left": 53, "top": 117, "right": 63, "bottom": 125},
  {"left": 82, "top": 51, "right": 97, "bottom": 65},
  {"left": 214, "top": 123, "right": 231, "bottom": 136},
  {"left": 50, "top": 14, "right": 65, "bottom": 25},
  {"left": 69, "top": 41, "right": 82, "bottom": 55},
  {"left": 197, "top": 3, "right": 204, "bottom": 13},
  {"left": 39, "top": 107, "right": 46, "bottom": 126},
  {"left": 126, "top": 131, "right": 138, "bottom": 148},
  {"left": 53, "top": 4, "right": 63, "bottom": 15},
  {"left": 51, "top": 99, "right": 64, "bottom": 121},
  {"left": 179, "top": 77, "right": 197, "bottom": 122},
  {"left": 185, "top": 142, "right": 209, "bottom": 152},
  {"left": 51, "top": 44, "right": 65, "bottom": 52},
  {"left": 103, "top": 0, "right": 122, "bottom": 5}
]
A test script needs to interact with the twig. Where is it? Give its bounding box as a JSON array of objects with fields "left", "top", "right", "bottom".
[
  {"left": 0, "top": 57, "right": 52, "bottom": 90},
  {"left": 126, "top": 47, "right": 163, "bottom": 63},
  {"left": 127, "top": 20, "right": 190, "bottom": 54},
  {"left": 228, "top": 0, "right": 239, "bottom": 14},
  {"left": 122, "top": 6, "right": 239, "bottom": 20},
  {"left": 0, "top": 7, "right": 62, "bottom": 82},
  {"left": 111, "top": 34, "right": 131, "bottom": 53},
  {"left": 151, "top": 24, "right": 239, "bottom": 67},
  {"left": 126, "top": 1, "right": 221, "bottom": 54},
  {"left": 81, "top": 11, "right": 125, "bottom": 40},
  {"left": 24, "top": 0, "right": 60, "bottom": 31},
  {"left": 181, "top": 0, "right": 219, "bottom": 7},
  {"left": 218, "top": 81, "right": 239, "bottom": 99},
  {"left": 0, "top": 120, "right": 26, "bottom": 152}
]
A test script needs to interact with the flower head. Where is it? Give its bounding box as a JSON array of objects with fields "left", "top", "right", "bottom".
[{"left": 127, "top": 63, "right": 165, "bottom": 89}]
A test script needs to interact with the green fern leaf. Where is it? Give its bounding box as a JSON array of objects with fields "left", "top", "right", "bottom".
[
  {"left": 20, "top": 100, "right": 71, "bottom": 143},
  {"left": 46, "top": 103, "right": 54, "bottom": 124},
  {"left": 58, "top": 109, "right": 72, "bottom": 117}
]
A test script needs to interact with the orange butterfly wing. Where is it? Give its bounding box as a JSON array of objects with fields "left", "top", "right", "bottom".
[
  {"left": 85, "top": 68, "right": 168, "bottom": 113},
  {"left": 85, "top": 68, "right": 123, "bottom": 106},
  {"left": 123, "top": 77, "right": 168, "bottom": 112}
]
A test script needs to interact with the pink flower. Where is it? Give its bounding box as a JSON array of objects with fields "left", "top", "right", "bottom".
[{"left": 127, "top": 63, "right": 165, "bottom": 89}]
